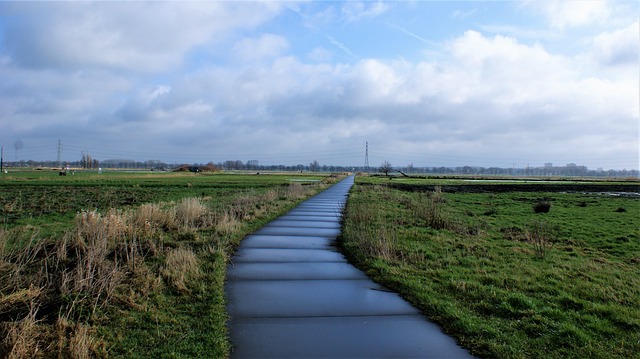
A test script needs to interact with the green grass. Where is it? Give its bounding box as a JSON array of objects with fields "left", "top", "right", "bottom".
[
  {"left": 340, "top": 177, "right": 639, "bottom": 358},
  {"left": 99, "top": 248, "right": 230, "bottom": 358},
  {"left": 0, "top": 170, "right": 324, "bottom": 231},
  {"left": 0, "top": 170, "right": 334, "bottom": 358}
]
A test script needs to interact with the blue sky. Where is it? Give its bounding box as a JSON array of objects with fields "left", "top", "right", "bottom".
[{"left": 0, "top": 1, "right": 638, "bottom": 170}]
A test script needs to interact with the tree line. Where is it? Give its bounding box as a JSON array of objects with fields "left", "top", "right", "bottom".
[{"left": 2, "top": 158, "right": 638, "bottom": 178}]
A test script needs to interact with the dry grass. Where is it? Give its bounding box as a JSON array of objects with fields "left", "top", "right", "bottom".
[
  {"left": 285, "top": 182, "right": 312, "bottom": 199},
  {"left": 1, "top": 301, "right": 43, "bottom": 359},
  {"left": 175, "top": 197, "right": 210, "bottom": 228},
  {"left": 161, "top": 248, "right": 201, "bottom": 292},
  {"left": 0, "top": 180, "right": 326, "bottom": 357},
  {"left": 135, "top": 202, "right": 175, "bottom": 235},
  {"left": 342, "top": 198, "right": 397, "bottom": 261},
  {"left": 0, "top": 286, "right": 43, "bottom": 317},
  {"left": 410, "top": 189, "right": 471, "bottom": 234},
  {"left": 54, "top": 316, "right": 97, "bottom": 359},
  {"left": 75, "top": 209, "right": 131, "bottom": 246},
  {"left": 229, "top": 190, "right": 261, "bottom": 220},
  {"left": 216, "top": 211, "right": 241, "bottom": 236},
  {"left": 412, "top": 191, "right": 453, "bottom": 230},
  {"left": 526, "top": 220, "right": 556, "bottom": 259},
  {"left": 68, "top": 210, "right": 129, "bottom": 310}
]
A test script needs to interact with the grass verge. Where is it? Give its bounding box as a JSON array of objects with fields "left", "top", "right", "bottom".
[
  {"left": 1, "top": 171, "right": 342, "bottom": 358},
  {"left": 340, "top": 177, "right": 639, "bottom": 358}
]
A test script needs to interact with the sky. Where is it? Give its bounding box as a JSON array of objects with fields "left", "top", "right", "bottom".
[{"left": 0, "top": 1, "right": 638, "bottom": 170}]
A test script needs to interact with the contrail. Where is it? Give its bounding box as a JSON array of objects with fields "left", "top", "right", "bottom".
[
  {"left": 327, "top": 35, "right": 359, "bottom": 60},
  {"left": 385, "top": 22, "right": 439, "bottom": 47},
  {"left": 286, "top": 4, "right": 359, "bottom": 61}
]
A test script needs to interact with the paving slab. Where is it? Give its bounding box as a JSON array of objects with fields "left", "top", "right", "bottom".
[
  {"left": 226, "top": 262, "right": 368, "bottom": 281},
  {"left": 276, "top": 214, "right": 340, "bottom": 222},
  {"left": 254, "top": 226, "right": 341, "bottom": 237},
  {"left": 226, "top": 279, "right": 420, "bottom": 318},
  {"left": 225, "top": 175, "right": 476, "bottom": 358},
  {"left": 265, "top": 219, "right": 341, "bottom": 229},
  {"left": 230, "top": 316, "right": 472, "bottom": 359},
  {"left": 232, "top": 248, "right": 345, "bottom": 263},
  {"left": 240, "top": 234, "right": 335, "bottom": 249}
]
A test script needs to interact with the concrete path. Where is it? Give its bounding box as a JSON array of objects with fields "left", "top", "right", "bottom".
[{"left": 225, "top": 175, "right": 475, "bottom": 358}]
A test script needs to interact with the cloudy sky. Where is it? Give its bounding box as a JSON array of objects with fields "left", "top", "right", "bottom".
[{"left": 0, "top": 1, "right": 638, "bottom": 169}]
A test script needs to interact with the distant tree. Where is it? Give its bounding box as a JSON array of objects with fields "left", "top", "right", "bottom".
[
  {"left": 380, "top": 160, "right": 392, "bottom": 175},
  {"left": 13, "top": 140, "right": 23, "bottom": 161},
  {"left": 309, "top": 160, "right": 320, "bottom": 172},
  {"left": 246, "top": 160, "right": 259, "bottom": 170}
]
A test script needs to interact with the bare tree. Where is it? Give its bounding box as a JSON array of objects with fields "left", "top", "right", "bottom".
[
  {"left": 309, "top": 160, "right": 320, "bottom": 172},
  {"left": 380, "top": 160, "right": 392, "bottom": 175},
  {"left": 14, "top": 140, "right": 23, "bottom": 161}
]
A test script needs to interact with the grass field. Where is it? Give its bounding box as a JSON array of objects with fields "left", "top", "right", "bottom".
[
  {"left": 0, "top": 169, "right": 336, "bottom": 358},
  {"left": 3, "top": 170, "right": 638, "bottom": 358},
  {"left": 340, "top": 175, "right": 640, "bottom": 358}
]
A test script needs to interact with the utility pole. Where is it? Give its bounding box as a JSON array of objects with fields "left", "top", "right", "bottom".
[
  {"left": 57, "top": 139, "right": 61, "bottom": 169},
  {"left": 1, "top": 145, "right": 3, "bottom": 173},
  {"left": 364, "top": 141, "right": 369, "bottom": 172}
]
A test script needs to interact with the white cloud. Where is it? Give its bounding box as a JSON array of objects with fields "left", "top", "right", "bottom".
[
  {"left": 480, "top": 24, "right": 560, "bottom": 42},
  {"left": 232, "top": 34, "right": 290, "bottom": 63},
  {"left": 2, "top": 2, "right": 284, "bottom": 72},
  {"left": 325, "top": 35, "right": 358, "bottom": 60},
  {"left": 116, "top": 85, "right": 171, "bottom": 122},
  {"left": 524, "top": 0, "right": 611, "bottom": 29},
  {"left": 341, "top": 1, "right": 389, "bottom": 22},
  {"left": 1, "top": 2, "right": 636, "bottom": 169},
  {"left": 591, "top": 22, "right": 639, "bottom": 66},
  {"left": 307, "top": 47, "right": 334, "bottom": 62},
  {"left": 80, "top": 29, "right": 634, "bottom": 167},
  {"left": 232, "top": 34, "right": 289, "bottom": 62},
  {"left": 452, "top": 8, "right": 477, "bottom": 20}
]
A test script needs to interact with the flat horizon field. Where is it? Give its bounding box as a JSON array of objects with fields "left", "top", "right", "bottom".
[{"left": 1, "top": 170, "right": 638, "bottom": 358}]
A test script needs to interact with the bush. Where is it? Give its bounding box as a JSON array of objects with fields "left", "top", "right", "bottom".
[
  {"left": 526, "top": 221, "right": 555, "bottom": 259},
  {"left": 533, "top": 200, "right": 551, "bottom": 213}
]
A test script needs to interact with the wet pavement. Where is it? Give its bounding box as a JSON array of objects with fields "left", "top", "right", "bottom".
[{"left": 225, "top": 175, "right": 475, "bottom": 358}]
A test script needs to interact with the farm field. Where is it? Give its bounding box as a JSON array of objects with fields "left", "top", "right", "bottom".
[
  {"left": 0, "top": 169, "right": 336, "bottom": 358},
  {"left": 340, "top": 175, "right": 640, "bottom": 359}
]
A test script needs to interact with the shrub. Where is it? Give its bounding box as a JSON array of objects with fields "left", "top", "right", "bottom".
[
  {"left": 412, "top": 191, "right": 467, "bottom": 233},
  {"left": 533, "top": 200, "right": 551, "bottom": 213},
  {"left": 526, "top": 221, "right": 555, "bottom": 259},
  {"left": 432, "top": 185, "right": 446, "bottom": 203}
]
